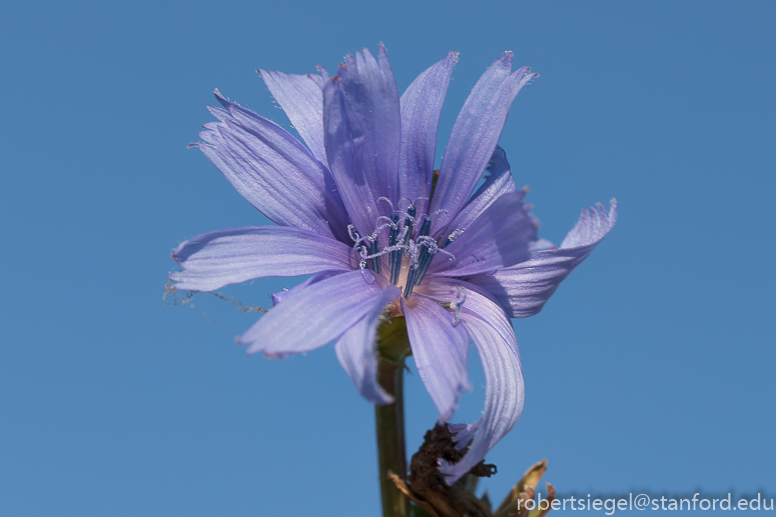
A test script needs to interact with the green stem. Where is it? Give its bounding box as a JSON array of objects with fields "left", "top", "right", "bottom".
[{"left": 375, "top": 359, "right": 410, "bottom": 517}]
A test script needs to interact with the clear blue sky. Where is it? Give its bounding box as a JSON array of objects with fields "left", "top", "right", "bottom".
[{"left": 1, "top": 1, "right": 774, "bottom": 515}]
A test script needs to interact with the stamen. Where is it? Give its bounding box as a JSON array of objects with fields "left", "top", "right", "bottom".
[
  {"left": 356, "top": 245, "right": 369, "bottom": 270},
  {"left": 402, "top": 206, "right": 417, "bottom": 247},
  {"left": 362, "top": 245, "right": 407, "bottom": 261},
  {"left": 445, "top": 229, "right": 464, "bottom": 246},
  {"left": 376, "top": 215, "right": 397, "bottom": 228},
  {"left": 350, "top": 225, "right": 373, "bottom": 272},
  {"left": 405, "top": 239, "right": 421, "bottom": 268},
  {"left": 411, "top": 239, "right": 456, "bottom": 295},
  {"left": 359, "top": 267, "right": 376, "bottom": 284},
  {"left": 370, "top": 222, "right": 393, "bottom": 237},
  {"left": 427, "top": 208, "right": 448, "bottom": 220},
  {"left": 417, "top": 217, "right": 432, "bottom": 237},
  {"left": 451, "top": 286, "right": 466, "bottom": 325},
  {"left": 403, "top": 196, "right": 428, "bottom": 214},
  {"left": 387, "top": 214, "right": 400, "bottom": 246},
  {"left": 396, "top": 197, "right": 415, "bottom": 212},
  {"left": 350, "top": 206, "right": 456, "bottom": 299},
  {"left": 411, "top": 245, "right": 436, "bottom": 287},
  {"left": 401, "top": 216, "right": 431, "bottom": 298},
  {"left": 438, "top": 287, "right": 466, "bottom": 324},
  {"left": 369, "top": 239, "right": 382, "bottom": 274},
  {"left": 376, "top": 196, "right": 395, "bottom": 212},
  {"left": 392, "top": 209, "right": 415, "bottom": 221},
  {"left": 388, "top": 214, "right": 402, "bottom": 285},
  {"left": 417, "top": 208, "right": 448, "bottom": 233},
  {"left": 403, "top": 266, "right": 418, "bottom": 299},
  {"left": 347, "top": 224, "right": 360, "bottom": 243}
]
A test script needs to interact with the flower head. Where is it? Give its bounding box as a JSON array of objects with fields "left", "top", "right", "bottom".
[{"left": 170, "top": 44, "right": 616, "bottom": 484}]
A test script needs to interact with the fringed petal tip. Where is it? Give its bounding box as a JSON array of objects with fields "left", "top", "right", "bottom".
[
  {"left": 191, "top": 121, "right": 223, "bottom": 148},
  {"left": 560, "top": 198, "right": 618, "bottom": 249},
  {"left": 210, "top": 89, "right": 249, "bottom": 117},
  {"left": 466, "top": 198, "right": 616, "bottom": 318},
  {"left": 316, "top": 65, "right": 329, "bottom": 81},
  {"left": 165, "top": 271, "right": 183, "bottom": 288},
  {"left": 428, "top": 51, "right": 535, "bottom": 233},
  {"left": 165, "top": 273, "right": 193, "bottom": 297},
  {"left": 241, "top": 337, "right": 291, "bottom": 359}
]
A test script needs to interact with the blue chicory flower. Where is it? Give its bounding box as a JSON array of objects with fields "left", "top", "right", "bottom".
[{"left": 170, "top": 44, "right": 616, "bottom": 484}]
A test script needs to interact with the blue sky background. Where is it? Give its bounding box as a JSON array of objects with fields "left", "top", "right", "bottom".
[{"left": 2, "top": 1, "right": 774, "bottom": 515}]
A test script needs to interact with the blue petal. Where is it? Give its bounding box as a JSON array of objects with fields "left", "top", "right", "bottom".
[
  {"left": 442, "top": 146, "right": 519, "bottom": 240},
  {"left": 444, "top": 309, "right": 523, "bottom": 484},
  {"left": 169, "top": 226, "right": 358, "bottom": 292},
  {"left": 428, "top": 190, "right": 536, "bottom": 277},
  {"left": 323, "top": 76, "right": 380, "bottom": 241},
  {"left": 241, "top": 269, "right": 388, "bottom": 356},
  {"left": 271, "top": 271, "right": 344, "bottom": 306},
  {"left": 344, "top": 44, "right": 402, "bottom": 206},
  {"left": 195, "top": 91, "right": 350, "bottom": 242},
  {"left": 560, "top": 199, "right": 618, "bottom": 248},
  {"left": 335, "top": 285, "right": 402, "bottom": 405},
  {"left": 323, "top": 45, "right": 401, "bottom": 241},
  {"left": 429, "top": 53, "right": 537, "bottom": 236},
  {"left": 403, "top": 295, "right": 470, "bottom": 422},
  {"left": 398, "top": 52, "right": 457, "bottom": 212},
  {"left": 447, "top": 421, "right": 480, "bottom": 451},
  {"left": 418, "top": 278, "right": 524, "bottom": 485},
  {"left": 259, "top": 69, "right": 327, "bottom": 165},
  {"left": 468, "top": 200, "right": 617, "bottom": 317}
]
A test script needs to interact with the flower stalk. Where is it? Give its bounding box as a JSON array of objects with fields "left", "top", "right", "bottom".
[
  {"left": 375, "top": 360, "right": 409, "bottom": 517},
  {"left": 375, "top": 316, "right": 412, "bottom": 517}
]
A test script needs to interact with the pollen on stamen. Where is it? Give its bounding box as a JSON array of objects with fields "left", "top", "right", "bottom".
[
  {"left": 437, "top": 287, "right": 467, "bottom": 325},
  {"left": 446, "top": 229, "right": 465, "bottom": 244}
]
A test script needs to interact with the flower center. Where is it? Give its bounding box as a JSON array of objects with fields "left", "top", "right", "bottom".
[{"left": 348, "top": 198, "right": 455, "bottom": 299}]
